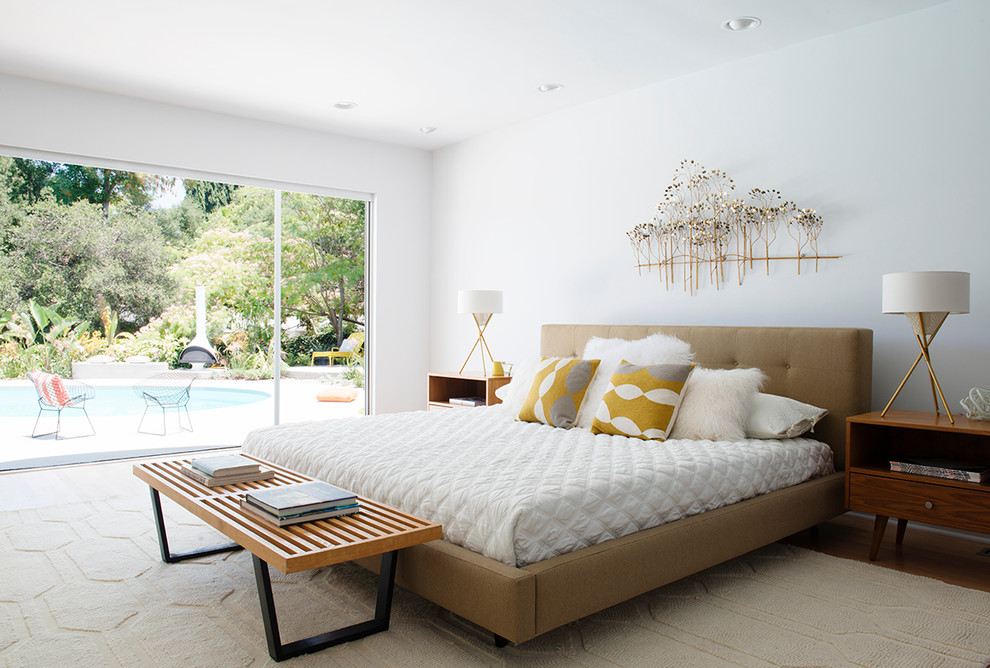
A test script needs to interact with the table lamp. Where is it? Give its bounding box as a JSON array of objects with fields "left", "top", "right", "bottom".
[
  {"left": 457, "top": 290, "right": 502, "bottom": 376},
  {"left": 881, "top": 271, "right": 969, "bottom": 423}
]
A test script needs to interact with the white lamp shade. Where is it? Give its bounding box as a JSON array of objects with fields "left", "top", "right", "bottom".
[
  {"left": 882, "top": 271, "right": 969, "bottom": 314},
  {"left": 458, "top": 290, "right": 503, "bottom": 315}
]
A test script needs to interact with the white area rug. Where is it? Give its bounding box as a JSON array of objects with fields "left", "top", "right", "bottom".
[{"left": 1, "top": 493, "right": 988, "bottom": 667}]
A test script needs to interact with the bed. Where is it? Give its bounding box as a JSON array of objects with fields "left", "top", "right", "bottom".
[{"left": 242, "top": 324, "right": 873, "bottom": 644}]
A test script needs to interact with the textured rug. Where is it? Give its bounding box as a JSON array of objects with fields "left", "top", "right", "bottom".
[{"left": 1, "top": 493, "right": 988, "bottom": 667}]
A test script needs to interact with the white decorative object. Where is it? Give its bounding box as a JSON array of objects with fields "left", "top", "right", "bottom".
[{"left": 960, "top": 387, "right": 990, "bottom": 421}]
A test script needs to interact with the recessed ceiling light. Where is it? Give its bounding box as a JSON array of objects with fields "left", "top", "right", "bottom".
[
  {"left": 721, "top": 16, "right": 761, "bottom": 32},
  {"left": 334, "top": 101, "right": 358, "bottom": 110},
  {"left": 419, "top": 126, "right": 437, "bottom": 135},
  {"left": 538, "top": 83, "right": 564, "bottom": 93}
]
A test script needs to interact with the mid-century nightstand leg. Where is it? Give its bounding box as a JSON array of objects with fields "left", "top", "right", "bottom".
[
  {"left": 895, "top": 518, "right": 908, "bottom": 545},
  {"left": 869, "top": 514, "right": 888, "bottom": 561}
]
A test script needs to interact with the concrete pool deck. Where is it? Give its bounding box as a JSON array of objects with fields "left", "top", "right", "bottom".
[{"left": 0, "top": 372, "right": 365, "bottom": 469}]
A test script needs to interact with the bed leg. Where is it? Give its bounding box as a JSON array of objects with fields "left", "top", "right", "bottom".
[{"left": 493, "top": 633, "right": 509, "bottom": 648}]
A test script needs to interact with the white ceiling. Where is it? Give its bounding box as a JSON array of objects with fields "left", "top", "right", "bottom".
[{"left": 0, "top": 0, "right": 951, "bottom": 150}]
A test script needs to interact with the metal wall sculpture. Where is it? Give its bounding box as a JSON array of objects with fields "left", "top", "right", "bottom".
[{"left": 628, "top": 160, "right": 838, "bottom": 293}]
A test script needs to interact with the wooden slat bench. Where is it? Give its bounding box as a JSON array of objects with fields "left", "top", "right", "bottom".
[{"left": 133, "top": 456, "right": 441, "bottom": 661}]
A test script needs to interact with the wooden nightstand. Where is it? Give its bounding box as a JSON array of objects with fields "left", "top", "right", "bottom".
[
  {"left": 845, "top": 410, "right": 990, "bottom": 561},
  {"left": 427, "top": 372, "right": 512, "bottom": 411}
]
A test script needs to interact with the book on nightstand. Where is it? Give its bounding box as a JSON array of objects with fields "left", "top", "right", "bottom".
[
  {"left": 448, "top": 396, "right": 486, "bottom": 407},
  {"left": 180, "top": 464, "right": 275, "bottom": 487},
  {"left": 889, "top": 458, "right": 990, "bottom": 483}
]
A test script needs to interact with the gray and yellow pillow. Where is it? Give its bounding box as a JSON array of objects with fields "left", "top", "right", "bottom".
[
  {"left": 591, "top": 361, "right": 694, "bottom": 441},
  {"left": 518, "top": 357, "right": 601, "bottom": 428}
]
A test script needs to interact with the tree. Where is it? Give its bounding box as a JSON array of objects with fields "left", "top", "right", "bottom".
[
  {"left": 9, "top": 200, "right": 178, "bottom": 329},
  {"left": 184, "top": 180, "right": 240, "bottom": 214},
  {"left": 282, "top": 195, "right": 365, "bottom": 346},
  {"left": 6, "top": 158, "right": 57, "bottom": 205},
  {"left": 152, "top": 198, "right": 206, "bottom": 246},
  {"left": 170, "top": 187, "right": 276, "bottom": 353}
]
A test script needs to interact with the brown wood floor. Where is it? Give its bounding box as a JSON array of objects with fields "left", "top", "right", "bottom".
[
  {"left": 3, "top": 459, "right": 989, "bottom": 592},
  {"left": 782, "top": 512, "right": 990, "bottom": 593}
]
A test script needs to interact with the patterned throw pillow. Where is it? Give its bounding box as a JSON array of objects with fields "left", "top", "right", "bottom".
[
  {"left": 518, "top": 357, "right": 601, "bottom": 428},
  {"left": 591, "top": 362, "right": 694, "bottom": 441},
  {"left": 36, "top": 371, "right": 72, "bottom": 407}
]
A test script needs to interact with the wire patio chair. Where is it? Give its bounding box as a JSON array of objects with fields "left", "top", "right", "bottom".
[
  {"left": 26, "top": 370, "right": 96, "bottom": 439},
  {"left": 134, "top": 371, "right": 195, "bottom": 435}
]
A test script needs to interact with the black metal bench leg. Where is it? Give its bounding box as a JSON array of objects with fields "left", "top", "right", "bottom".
[
  {"left": 253, "top": 550, "right": 399, "bottom": 662},
  {"left": 149, "top": 487, "right": 242, "bottom": 563}
]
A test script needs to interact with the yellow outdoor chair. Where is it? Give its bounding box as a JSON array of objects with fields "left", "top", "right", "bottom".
[{"left": 311, "top": 332, "right": 364, "bottom": 366}]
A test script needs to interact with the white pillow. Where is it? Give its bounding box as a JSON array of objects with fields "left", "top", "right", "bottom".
[
  {"left": 669, "top": 367, "right": 767, "bottom": 441},
  {"left": 746, "top": 393, "right": 828, "bottom": 439},
  {"left": 575, "top": 333, "right": 693, "bottom": 429},
  {"left": 493, "top": 357, "right": 540, "bottom": 415}
]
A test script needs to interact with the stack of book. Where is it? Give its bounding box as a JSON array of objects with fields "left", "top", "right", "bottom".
[
  {"left": 890, "top": 458, "right": 989, "bottom": 483},
  {"left": 181, "top": 454, "right": 275, "bottom": 487},
  {"left": 241, "top": 481, "right": 360, "bottom": 527},
  {"left": 448, "top": 396, "right": 486, "bottom": 407}
]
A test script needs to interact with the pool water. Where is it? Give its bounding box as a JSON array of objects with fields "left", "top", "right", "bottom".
[{"left": 1, "top": 385, "right": 271, "bottom": 418}]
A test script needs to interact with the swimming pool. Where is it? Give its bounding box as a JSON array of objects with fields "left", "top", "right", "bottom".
[{"left": 1, "top": 385, "right": 271, "bottom": 418}]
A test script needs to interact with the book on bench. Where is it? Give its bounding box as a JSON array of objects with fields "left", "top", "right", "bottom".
[
  {"left": 190, "top": 454, "right": 263, "bottom": 477},
  {"left": 181, "top": 464, "right": 275, "bottom": 487},
  {"left": 239, "top": 499, "right": 360, "bottom": 526},
  {"left": 244, "top": 481, "right": 358, "bottom": 517}
]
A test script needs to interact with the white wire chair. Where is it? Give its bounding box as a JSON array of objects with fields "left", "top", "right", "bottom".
[
  {"left": 26, "top": 370, "right": 96, "bottom": 439},
  {"left": 134, "top": 371, "right": 195, "bottom": 435}
]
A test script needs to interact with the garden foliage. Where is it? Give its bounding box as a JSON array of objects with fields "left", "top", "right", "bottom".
[{"left": 0, "top": 156, "right": 365, "bottom": 379}]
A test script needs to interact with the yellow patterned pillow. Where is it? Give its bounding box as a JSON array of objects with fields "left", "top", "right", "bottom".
[
  {"left": 518, "top": 357, "right": 601, "bottom": 428},
  {"left": 591, "top": 361, "right": 694, "bottom": 441}
]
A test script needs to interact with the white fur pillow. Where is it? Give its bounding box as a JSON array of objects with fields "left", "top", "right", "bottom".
[
  {"left": 575, "top": 333, "right": 694, "bottom": 429},
  {"left": 669, "top": 367, "right": 767, "bottom": 441},
  {"left": 746, "top": 393, "right": 828, "bottom": 439},
  {"left": 493, "top": 357, "right": 540, "bottom": 415}
]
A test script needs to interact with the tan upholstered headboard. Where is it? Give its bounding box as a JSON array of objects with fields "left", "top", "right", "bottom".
[{"left": 541, "top": 325, "right": 873, "bottom": 470}]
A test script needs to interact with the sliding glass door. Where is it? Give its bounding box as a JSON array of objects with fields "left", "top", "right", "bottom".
[{"left": 0, "top": 153, "right": 369, "bottom": 468}]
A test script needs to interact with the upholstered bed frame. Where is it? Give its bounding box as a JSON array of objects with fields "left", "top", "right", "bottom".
[{"left": 356, "top": 324, "right": 873, "bottom": 644}]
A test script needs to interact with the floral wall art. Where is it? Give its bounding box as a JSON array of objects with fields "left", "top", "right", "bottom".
[{"left": 628, "top": 160, "right": 837, "bottom": 293}]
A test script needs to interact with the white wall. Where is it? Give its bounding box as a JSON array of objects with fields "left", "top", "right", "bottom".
[
  {"left": 432, "top": 0, "right": 990, "bottom": 414},
  {"left": 0, "top": 74, "right": 432, "bottom": 414}
]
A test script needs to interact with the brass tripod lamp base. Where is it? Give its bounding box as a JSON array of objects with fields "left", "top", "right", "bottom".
[
  {"left": 880, "top": 311, "right": 953, "bottom": 422},
  {"left": 458, "top": 313, "right": 496, "bottom": 376}
]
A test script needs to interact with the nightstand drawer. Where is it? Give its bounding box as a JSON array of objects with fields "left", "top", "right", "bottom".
[{"left": 848, "top": 473, "right": 990, "bottom": 533}]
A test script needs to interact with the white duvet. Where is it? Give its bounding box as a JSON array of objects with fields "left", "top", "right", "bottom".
[{"left": 241, "top": 406, "right": 833, "bottom": 567}]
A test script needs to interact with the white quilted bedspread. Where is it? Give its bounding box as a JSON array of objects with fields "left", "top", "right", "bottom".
[{"left": 242, "top": 406, "right": 833, "bottom": 567}]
